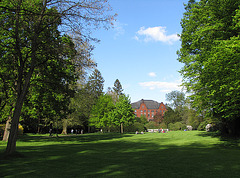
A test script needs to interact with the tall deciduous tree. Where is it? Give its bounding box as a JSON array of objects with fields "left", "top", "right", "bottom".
[
  {"left": 111, "top": 94, "right": 135, "bottom": 134},
  {"left": 164, "top": 106, "right": 181, "bottom": 127},
  {"left": 89, "top": 94, "right": 115, "bottom": 129},
  {"left": 166, "top": 90, "right": 186, "bottom": 110},
  {"left": 153, "top": 112, "right": 164, "bottom": 124},
  {"left": 178, "top": 0, "right": 240, "bottom": 135},
  {"left": 0, "top": 0, "right": 116, "bottom": 155}
]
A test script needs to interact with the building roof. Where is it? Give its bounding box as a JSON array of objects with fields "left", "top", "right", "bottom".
[{"left": 131, "top": 99, "right": 163, "bottom": 109}]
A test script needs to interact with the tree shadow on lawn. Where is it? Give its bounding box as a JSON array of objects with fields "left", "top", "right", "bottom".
[
  {"left": 197, "top": 132, "right": 240, "bottom": 149},
  {"left": 1, "top": 134, "right": 240, "bottom": 178},
  {"left": 16, "top": 133, "right": 131, "bottom": 143}
]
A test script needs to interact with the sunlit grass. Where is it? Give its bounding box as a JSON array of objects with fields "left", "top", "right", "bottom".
[{"left": 0, "top": 131, "right": 240, "bottom": 177}]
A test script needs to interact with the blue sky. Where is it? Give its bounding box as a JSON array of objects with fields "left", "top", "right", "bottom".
[{"left": 92, "top": 0, "right": 189, "bottom": 104}]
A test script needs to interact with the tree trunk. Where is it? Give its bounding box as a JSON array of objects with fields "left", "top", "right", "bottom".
[
  {"left": 121, "top": 122, "right": 123, "bottom": 134},
  {"left": 2, "top": 118, "right": 11, "bottom": 142},
  {"left": 5, "top": 94, "right": 25, "bottom": 155},
  {"left": 61, "top": 119, "right": 68, "bottom": 134},
  {"left": 37, "top": 116, "right": 40, "bottom": 134}
]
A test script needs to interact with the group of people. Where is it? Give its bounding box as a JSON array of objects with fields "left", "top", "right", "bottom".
[
  {"left": 71, "top": 129, "right": 84, "bottom": 135},
  {"left": 135, "top": 131, "right": 144, "bottom": 134}
]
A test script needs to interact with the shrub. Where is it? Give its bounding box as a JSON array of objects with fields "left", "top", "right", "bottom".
[
  {"left": 123, "top": 122, "right": 145, "bottom": 132},
  {"left": 159, "top": 122, "right": 167, "bottom": 129},
  {"left": 145, "top": 121, "right": 160, "bottom": 129},
  {"left": 168, "top": 122, "right": 185, "bottom": 131},
  {"left": 18, "top": 124, "right": 24, "bottom": 135}
]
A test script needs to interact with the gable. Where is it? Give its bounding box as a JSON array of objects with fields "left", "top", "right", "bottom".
[{"left": 131, "top": 99, "right": 163, "bottom": 109}]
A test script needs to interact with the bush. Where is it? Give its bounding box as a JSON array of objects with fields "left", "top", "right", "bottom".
[
  {"left": 159, "top": 122, "right": 167, "bottom": 129},
  {"left": 145, "top": 121, "right": 160, "bottom": 129},
  {"left": 18, "top": 124, "right": 24, "bottom": 135},
  {"left": 124, "top": 122, "right": 145, "bottom": 132},
  {"left": 197, "top": 121, "right": 207, "bottom": 131},
  {"left": 168, "top": 122, "right": 185, "bottom": 131}
]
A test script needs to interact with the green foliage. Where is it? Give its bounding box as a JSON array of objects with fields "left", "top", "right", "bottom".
[
  {"left": 164, "top": 106, "right": 181, "bottom": 126},
  {"left": 135, "top": 115, "right": 148, "bottom": 125},
  {"left": 89, "top": 94, "right": 115, "bottom": 128},
  {"left": 145, "top": 121, "right": 159, "bottom": 129},
  {"left": 0, "top": 0, "right": 116, "bottom": 154},
  {"left": 86, "top": 69, "right": 104, "bottom": 101},
  {"left": 123, "top": 122, "right": 145, "bottom": 132},
  {"left": 178, "top": 0, "right": 240, "bottom": 135},
  {"left": 168, "top": 122, "right": 185, "bottom": 131},
  {"left": 159, "top": 122, "right": 167, "bottom": 129},
  {"left": 113, "top": 79, "right": 123, "bottom": 97},
  {"left": 111, "top": 95, "right": 135, "bottom": 128},
  {"left": 89, "top": 94, "right": 135, "bottom": 133},
  {"left": 0, "top": 124, "right": 5, "bottom": 137},
  {"left": 166, "top": 90, "right": 186, "bottom": 109}
]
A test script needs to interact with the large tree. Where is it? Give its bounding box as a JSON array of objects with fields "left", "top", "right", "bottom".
[
  {"left": 178, "top": 0, "right": 240, "bottom": 135},
  {"left": 111, "top": 94, "right": 135, "bottom": 134},
  {"left": 0, "top": 0, "right": 116, "bottom": 155},
  {"left": 113, "top": 79, "right": 123, "bottom": 97},
  {"left": 86, "top": 69, "right": 105, "bottom": 100},
  {"left": 89, "top": 94, "right": 115, "bottom": 130},
  {"left": 166, "top": 90, "right": 186, "bottom": 110}
]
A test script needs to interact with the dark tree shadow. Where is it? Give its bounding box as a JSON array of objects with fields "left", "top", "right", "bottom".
[
  {"left": 198, "top": 131, "right": 240, "bottom": 148},
  {"left": 1, "top": 133, "right": 240, "bottom": 178}
]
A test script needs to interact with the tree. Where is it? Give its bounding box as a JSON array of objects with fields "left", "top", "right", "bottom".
[
  {"left": 0, "top": 0, "right": 116, "bottom": 155},
  {"left": 89, "top": 94, "right": 115, "bottom": 129},
  {"left": 86, "top": 69, "right": 104, "bottom": 101},
  {"left": 111, "top": 94, "right": 135, "bottom": 133},
  {"left": 163, "top": 106, "right": 181, "bottom": 128},
  {"left": 178, "top": 0, "right": 240, "bottom": 135},
  {"left": 21, "top": 35, "right": 77, "bottom": 134},
  {"left": 166, "top": 90, "right": 186, "bottom": 110},
  {"left": 113, "top": 79, "right": 123, "bottom": 97},
  {"left": 153, "top": 112, "right": 164, "bottom": 124},
  {"left": 65, "top": 86, "right": 95, "bottom": 134}
]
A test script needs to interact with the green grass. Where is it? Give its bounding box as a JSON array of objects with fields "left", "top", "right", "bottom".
[{"left": 0, "top": 131, "right": 240, "bottom": 177}]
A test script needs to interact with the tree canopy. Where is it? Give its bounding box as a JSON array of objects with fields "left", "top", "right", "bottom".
[
  {"left": 178, "top": 0, "right": 240, "bottom": 135},
  {"left": 0, "top": 0, "right": 116, "bottom": 155}
]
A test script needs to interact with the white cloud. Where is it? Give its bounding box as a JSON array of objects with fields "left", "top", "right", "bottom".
[
  {"left": 148, "top": 72, "right": 157, "bottom": 77},
  {"left": 139, "top": 81, "right": 182, "bottom": 92},
  {"left": 135, "top": 26, "right": 179, "bottom": 44}
]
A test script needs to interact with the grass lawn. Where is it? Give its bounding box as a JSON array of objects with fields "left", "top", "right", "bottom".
[{"left": 0, "top": 131, "right": 240, "bottom": 177}]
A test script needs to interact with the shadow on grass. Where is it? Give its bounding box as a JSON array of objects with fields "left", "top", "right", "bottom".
[
  {"left": 1, "top": 133, "right": 240, "bottom": 178},
  {"left": 16, "top": 133, "right": 132, "bottom": 143},
  {"left": 197, "top": 131, "right": 240, "bottom": 149}
]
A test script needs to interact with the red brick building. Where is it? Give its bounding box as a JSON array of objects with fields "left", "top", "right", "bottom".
[{"left": 131, "top": 99, "right": 167, "bottom": 121}]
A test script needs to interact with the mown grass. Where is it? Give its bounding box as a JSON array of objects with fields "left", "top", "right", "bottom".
[{"left": 0, "top": 131, "right": 240, "bottom": 177}]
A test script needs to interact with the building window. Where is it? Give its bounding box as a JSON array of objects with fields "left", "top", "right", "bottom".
[{"left": 142, "top": 105, "right": 144, "bottom": 108}]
